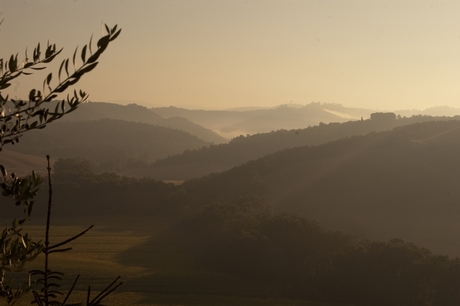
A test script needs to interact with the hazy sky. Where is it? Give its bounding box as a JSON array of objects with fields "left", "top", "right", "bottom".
[{"left": 2, "top": 0, "right": 460, "bottom": 110}]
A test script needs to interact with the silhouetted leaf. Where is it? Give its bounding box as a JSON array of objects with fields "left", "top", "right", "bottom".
[{"left": 81, "top": 45, "right": 87, "bottom": 63}]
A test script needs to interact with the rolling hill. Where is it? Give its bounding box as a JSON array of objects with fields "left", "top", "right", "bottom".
[
  {"left": 129, "top": 114, "right": 459, "bottom": 180},
  {"left": 6, "top": 118, "right": 211, "bottom": 171},
  {"left": 180, "top": 119, "right": 460, "bottom": 256},
  {"left": 153, "top": 102, "right": 373, "bottom": 139},
  {"left": 62, "top": 102, "right": 227, "bottom": 144}
]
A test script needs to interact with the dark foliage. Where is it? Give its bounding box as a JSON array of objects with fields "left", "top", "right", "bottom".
[{"left": 168, "top": 195, "right": 460, "bottom": 305}]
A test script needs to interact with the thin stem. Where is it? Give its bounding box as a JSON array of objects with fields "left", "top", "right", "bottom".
[
  {"left": 44, "top": 154, "right": 52, "bottom": 306},
  {"left": 48, "top": 225, "right": 93, "bottom": 250}
]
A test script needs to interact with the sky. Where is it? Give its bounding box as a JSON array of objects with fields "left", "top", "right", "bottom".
[{"left": 1, "top": 0, "right": 460, "bottom": 111}]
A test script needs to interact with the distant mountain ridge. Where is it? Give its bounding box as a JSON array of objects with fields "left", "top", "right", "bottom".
[
  {"left": 396, "top": 105, "right": 460, "bottom": 117},
  {"left": 62, "top": 102, "right": 227, "bottom": 144},
  {"left": 152, "top": 102, "right": 373, "bottom": 139}
]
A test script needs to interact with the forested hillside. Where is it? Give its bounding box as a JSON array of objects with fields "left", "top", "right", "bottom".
[
  {"left": 136, "top": 114, "right": 459, "bottom": 180},
  {"left": 61, "top": 102, "right": 227, "bottom": 144},
  {"left": 6, "top": 118, "right": 211, "bottom": 172},
  {"left": 15, "top": 119, "right": 460, "bottom": 257},
  {"left": 180, "top": 119, "right": 460, "bottom": 256}
]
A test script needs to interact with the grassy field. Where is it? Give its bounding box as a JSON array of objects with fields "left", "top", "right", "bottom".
[{"left": 6, "top": 218, "right": 352, "bottom": 306}]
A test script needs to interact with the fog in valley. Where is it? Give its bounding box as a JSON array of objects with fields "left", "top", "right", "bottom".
[{"left": 3, "top": 1, "right": 460, "bottom": 305}]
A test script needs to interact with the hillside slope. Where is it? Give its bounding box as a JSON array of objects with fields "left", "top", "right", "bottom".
[
  {"left": 132, "top": 115, "right": 459, "bottom": 180},
  {"left": 181, "top": 120, "right": 460, "bottom": 256},
  {"left": 62, "top": 102, "right": 227, "bottom": 144},
  {"left": 0, "top": 149, "right": 53, "bottom": 176},
  {"left": 7, "top": 119, "right": 211, "bottom": 170}
]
